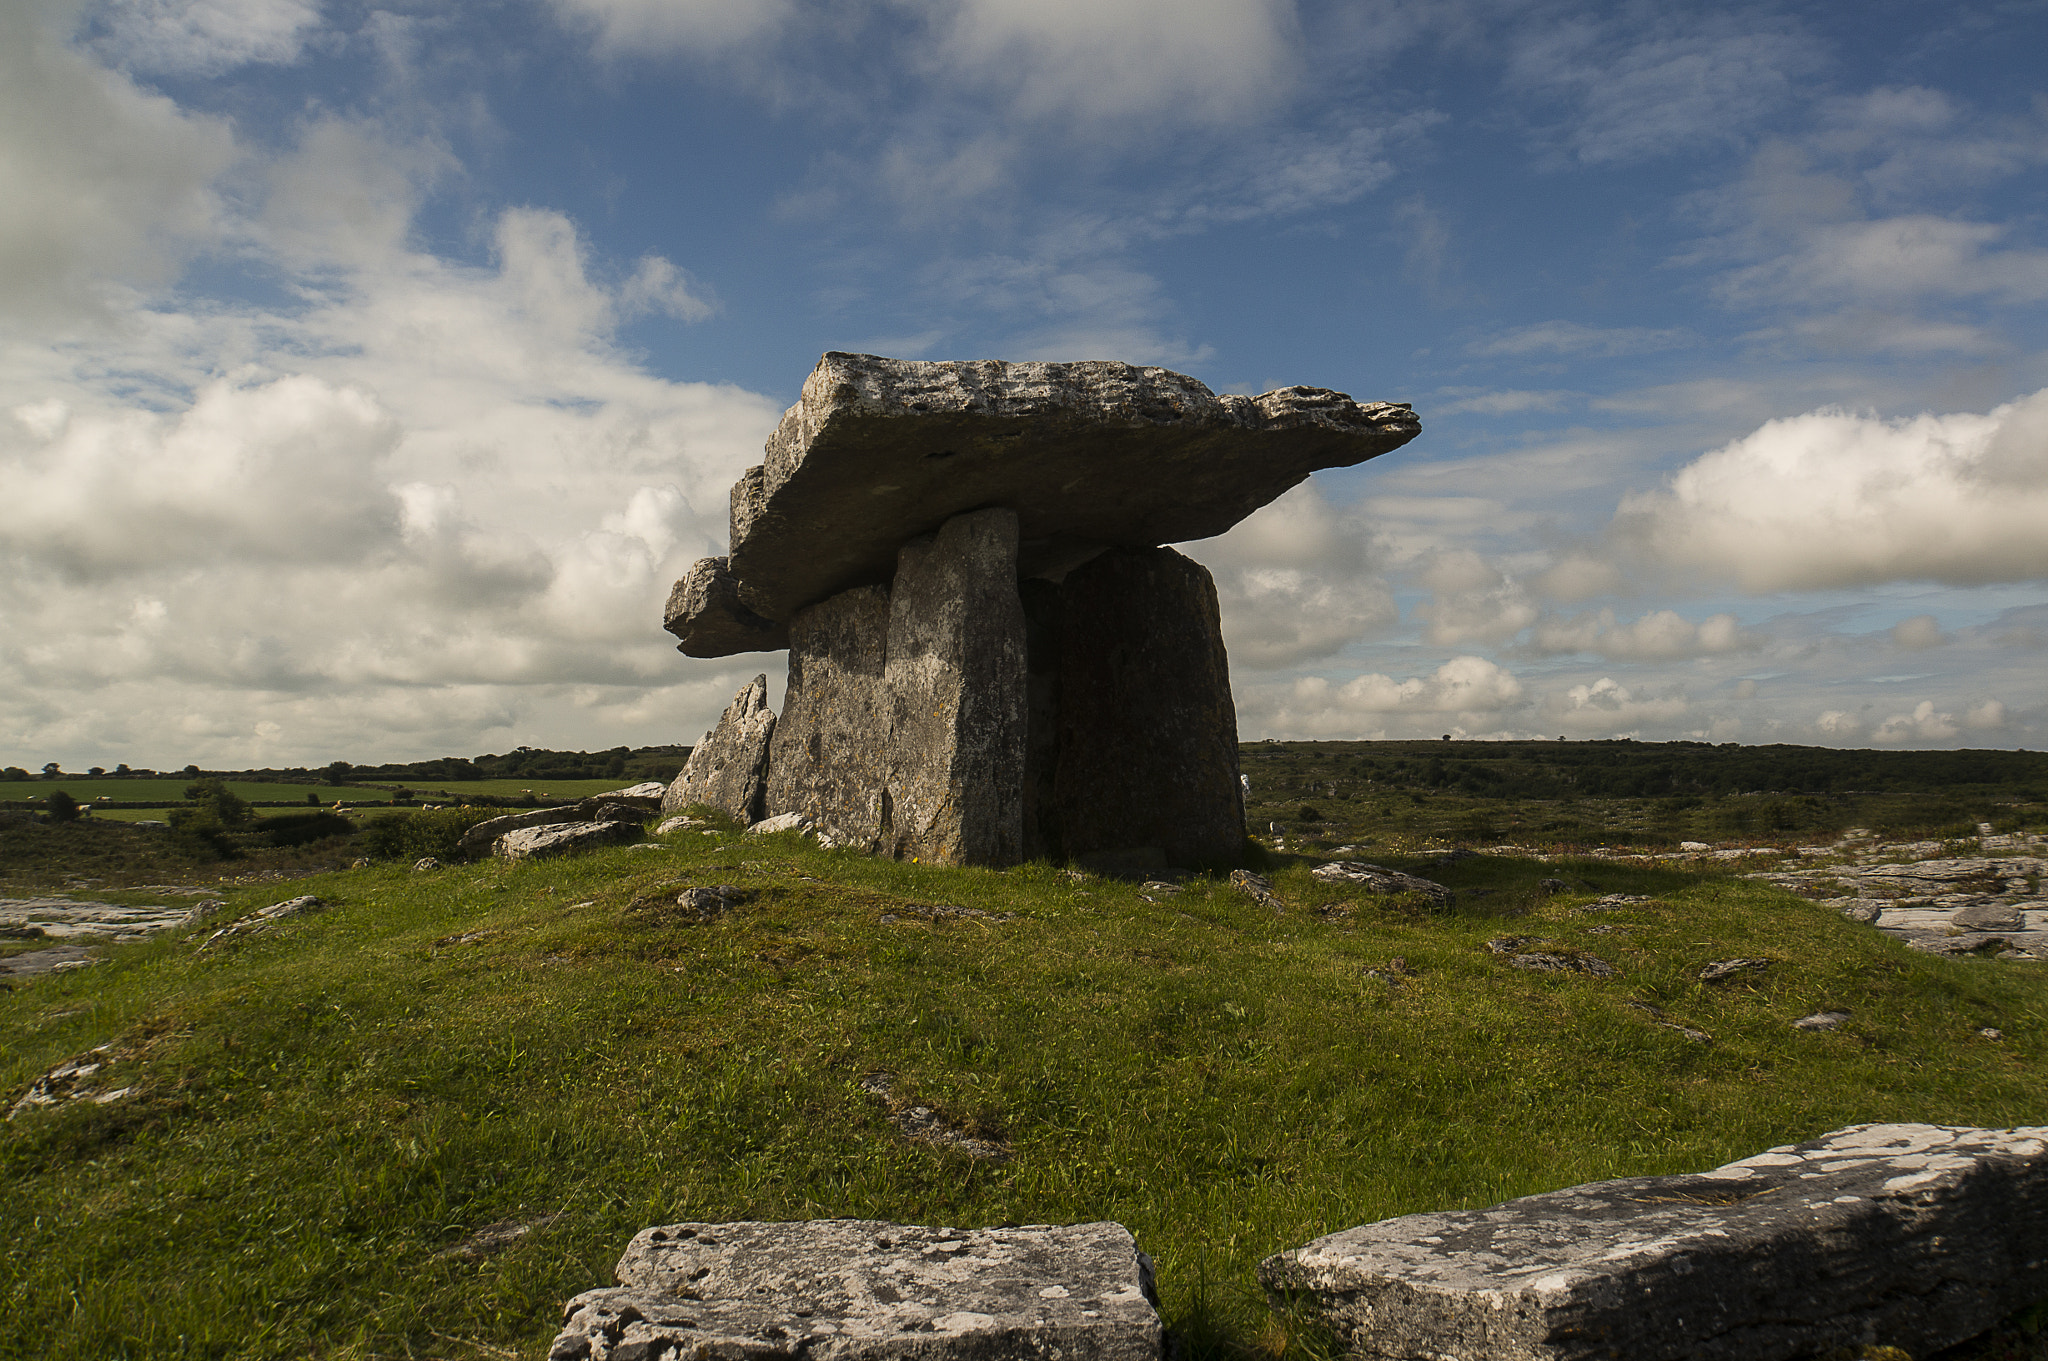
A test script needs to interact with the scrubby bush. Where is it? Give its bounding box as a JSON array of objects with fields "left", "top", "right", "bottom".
[
  {"left": 45, "top": 790, "right": 80, "bottom": 824},
  {"left": 244, "top": 811, "right": 355, "bottom": 848},
  {"left": 360, "top": 807, "right": 506, "bottom": 862}
]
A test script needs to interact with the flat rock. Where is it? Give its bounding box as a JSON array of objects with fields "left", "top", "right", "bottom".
[
  {"left": 496, "top": 820, "right": 639, "bottom": 861},
  {"left": 670, "top": 353, "right": 1419, "bottom": 653},
  {"left": 1312, "top": 862, "right": 1453, "bottom": 908},
  {"left": 664, "top": 674, "right": 777, "bottom": 822},
  {"left": 458, "top": 805, "right": 586, "bottom": 854},
  {"left": 549, "top": 1219, "right": 1161, "bottom": 1361},
  {"left": 1257, "top": 1123, "right": 2048, "bottom": 1361}
]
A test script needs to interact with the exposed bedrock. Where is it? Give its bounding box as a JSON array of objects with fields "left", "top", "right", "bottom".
[
  {"left": 881, "top": 507, "right": 1028, "bottom": 868},
  {"left": 765, "top": 585, "right": 893, "bottom": 851},
  {"left": 1258, "top": 1122, "right": 2048, "bottom": 1361},
  {"left": 1041, "top": 547, "right": 1243, "bottom": 870},
  {"left": 667, "top": 353, "right": 1419, "bottom": 655},
  {"left": 662, "top": 673, "right": 776, "bottom": 822}
]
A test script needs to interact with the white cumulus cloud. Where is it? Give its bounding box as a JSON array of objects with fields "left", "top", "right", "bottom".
[{"left": 1614, "top": 387, "right": 2048, "bottom": 591}]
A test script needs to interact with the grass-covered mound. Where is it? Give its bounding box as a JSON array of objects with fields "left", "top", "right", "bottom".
[{"left": 3, "top": 831, "right": 2044, "bottom": 1360}]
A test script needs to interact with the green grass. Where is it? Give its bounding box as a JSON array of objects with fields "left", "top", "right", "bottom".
[{"left": 4, "top": 830, "right": 2044, "bottom": 1360}]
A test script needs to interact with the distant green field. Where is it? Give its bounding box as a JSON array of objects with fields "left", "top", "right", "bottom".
[
  {"left": 0, "top": 779, "right": 343, "bottom": 806},
  {"left": 395, "top": 777, "right": 651, "bottom": 800}
]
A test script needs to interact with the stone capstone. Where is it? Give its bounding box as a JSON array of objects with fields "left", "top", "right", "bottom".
[
  {"left": 1257, "top": 1123, "right": 2048, "bottom": 1361},
  {"left": 766, "top": 584, "right": 894, "bottom": 851},
  {"left": 664, "top": 555, "right": 789, "bottom": 658},
  {"left": 664, "top": 674, "right": 777, "bottom": 822},
  {"left": 548, "top": 1219, "right": 1161, "bottom": 1361},
  {"left": 881, "top": 508, "right": 1027, "bottom": 867},
  {"left": 495, "top": 820, "right": 640, "bottom": 861},
  {"left": 1044, "top": 547, "right": 1242, "bottom": 869},
  {"left": 667, "top": 352, "right": 1419, "bottom": 655}
]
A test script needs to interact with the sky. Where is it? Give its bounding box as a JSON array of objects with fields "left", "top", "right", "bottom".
[{"left": 3, "top": 0, "right": 2047, "bottom": 772}]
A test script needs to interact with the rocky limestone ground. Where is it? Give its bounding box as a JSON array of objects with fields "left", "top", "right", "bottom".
[
  {"left": 0, "top": 887, "right": 215, "bottom": 983},
  {"left": 1736, "top": 826, "right": 2048, "bottom": 961}
]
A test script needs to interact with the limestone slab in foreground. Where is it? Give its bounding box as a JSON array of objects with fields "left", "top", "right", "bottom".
[
  {"left": 1257, "top": 1123, "right": 2048, "bottom": 1361},
  {"left": 550, "top": 1219, "right": 1160, "bottom": 1361}
]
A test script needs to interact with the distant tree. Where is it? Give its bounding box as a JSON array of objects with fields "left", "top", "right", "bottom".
[
  {"left": 116, "top": 763, "right": 132, "bottom": 775},
  {"left": 185, "top": 778, "right": 253, "bottom": 829},
  {"left": 47, "top": 790, "right": 81, "bottom": 823},
  {"left": 42, "top": 762, "right": 61, "bottom": 779},
  {"left": 3, "top": 767, "right": 28, "bottom": 781},
  {"left": 88, "top": 766, "right": 105, "bottom": 777},
  {"left": 324, "top": 761, "right": 353, "bottom": 786},
  {"left": 181, "top": 764, "right": 200, "bottom": 778},
  {"left": 605, "top": 754, "right": 627, "bottom": 777}
]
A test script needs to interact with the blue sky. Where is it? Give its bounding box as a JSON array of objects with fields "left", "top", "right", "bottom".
[{"left": 4, "top": 0, "right": 2047, "bottom": 770}]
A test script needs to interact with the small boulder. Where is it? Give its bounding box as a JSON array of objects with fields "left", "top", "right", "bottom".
[
  {"left": 747, "top": 811, "right": 814, "bottom": 837},
  {"left": 458, "top": 806, "right": 585, "bottom": 855},
  {"left": 1700, "top": 957, "right": 1771, "bottom": 983},
  {"left": 496, "top": 821, "right": 639, "bottom": 861},
  {"left": 1794, "top": 1011, "right": 1851, "bottom": 1030},
  {"left": 1312, "top": 861, "right": 1453, "bottom": 908}
]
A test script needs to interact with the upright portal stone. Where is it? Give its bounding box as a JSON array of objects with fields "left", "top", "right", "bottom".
[
  {"left": 882, "top": 508, "right": 1026, "bottom": 866},
  {"left": 1047, "top": 547, "right": 1242, "bottom": 869},
  {"left": 663, "top": 674, "right": 776, "bottom": 822},
  {"left": 766, "top": 585, "right": 892, "bottom": 850}
]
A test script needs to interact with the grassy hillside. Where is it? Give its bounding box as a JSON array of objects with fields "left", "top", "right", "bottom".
[{"left": 4, "top": 824, "right": 2045, "bottom": 1359}]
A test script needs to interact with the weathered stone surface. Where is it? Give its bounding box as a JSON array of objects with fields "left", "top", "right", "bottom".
[
  {"left": 672, "top": 353, "right": 1418, "bottom": 653},
  {"left": 495, "top": 820, "right": 639, "bottom": 861},
  {"left": 592, "top": 782, "right": 669, "bottom": 804},
  {"left": 882, "top": 509, "right": 1026, "bottom": 867},
  {"left": 747, "top": 811, "right": 813, "bottom": 836},
  {"left": 1046, "top": 547, "right": 1242, "bottom": 869},
  {"left": 766, "top": 584, "right": 893, "bottom": 850},
  {"left": 663, "top": 555, "right": 790, "bottom": 657},
  {"left": 1312, "top": 862, "right": 1453, "bottom": 908},
  {"left": 664, "top": 674, "right": 777, "bottom": 822},
  {"left": 549, "top": 1219, "right": 1160, "bottom": 1361},
  {"left": 1258, "top": 1123, "right": 2048, "bottom": 1361},
  {"left": 458, "top": 805, "right": 585, "bottom": 854}
]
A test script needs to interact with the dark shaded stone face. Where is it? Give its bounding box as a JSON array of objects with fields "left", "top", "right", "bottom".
[
  {"left": 667, "top": 353, "right": 1419, "bottom": 657},
  {"left": 1044, "top": 547, "right": 1243, "bottom": 871}
]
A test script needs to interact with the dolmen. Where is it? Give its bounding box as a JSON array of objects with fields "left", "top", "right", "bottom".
[
  {"left": 660, "top": 352, "right": 1421, "bottom": 870},
  {"left": 1258, "top": 1122, "right": 2048, "bottom": 1360}
]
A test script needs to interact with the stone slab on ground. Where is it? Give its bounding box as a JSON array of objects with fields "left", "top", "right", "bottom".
[
  {"left": 663, "top": 674, "right": 778, "bottom": 822},
  {"left": 457, "top": 805, "right": 587, "bottom": 854},
  {"left": 495, "top": 820, "right": 639, "bottom": 861},
  {"left": 549, "top": 1219, "right": 1160, "bottom": 1361},
  {"left": 1310, "top": 862, "right": 1453, "bottom": 908},
  {"left": 668, "top": 353, "right": 1419, "bottom": 653},
  {"left": 1258, "top": 1122, "right": 2048, "bottom": 1361},
  {"left": 1745, "top": 850, "right": 2048, "bottom": 959}
]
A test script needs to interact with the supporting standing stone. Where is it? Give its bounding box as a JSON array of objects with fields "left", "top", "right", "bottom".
[
  {"left": 548, "top": 1219, "right": 1162, "bottom": 1361},
  {"left": 1257, "top": 1122, "right": 2048, "bottom": 1361},
  {"left": 766, "top": 585, "right": 893, "bottom": 850},
  {"left": 663, "top": 674, "right": 776, "bottom": 822},
  {"left": 1047, "top": 547, "right": 1243, "bottom": 870},
  {"left": 882, "top": 508, "right": 1026, "bottom": 866}
]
